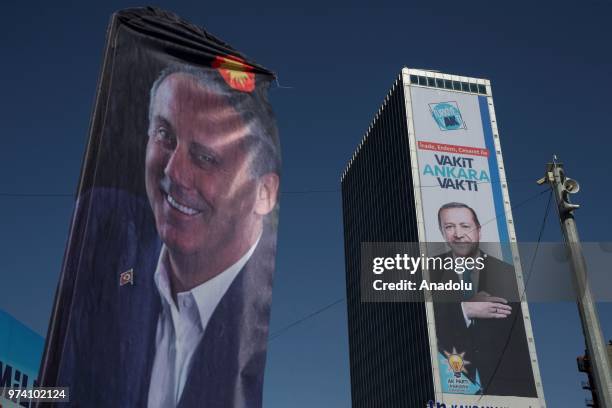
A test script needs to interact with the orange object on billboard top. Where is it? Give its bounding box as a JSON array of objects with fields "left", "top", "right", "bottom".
[{"left": 213, "top": 55, "right": 256, "bottom": 92}]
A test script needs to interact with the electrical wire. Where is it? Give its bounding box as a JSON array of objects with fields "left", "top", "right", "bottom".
[
  {"left": 477, "top": 187, "right": 553, "bottom": 399},
  {"left": 0, "top": 177, "right": 543, "bottom": 198},
  {"left": 0, "top": 193, "right": 73, "bottom": 197},
  {"left": 268, "top": 298, "right": 345, "bottom": 342},
  {"left": 266, "top": 187, "right": 552, "bottom": 343}
]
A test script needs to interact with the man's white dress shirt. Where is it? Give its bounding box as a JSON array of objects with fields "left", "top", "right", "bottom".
[{"left": 147, "top": 239, "right": 259, "bottom": 408}]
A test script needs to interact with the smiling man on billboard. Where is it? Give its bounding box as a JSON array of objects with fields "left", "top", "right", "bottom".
[
  {"left": 143, "top": 65, "right": 280, "bottom": 407},
  {"left": 40, "top": 8, "right": 282, "bottom": 408},
  {"left": 432, "top": 202, "right": 536, "bottom": 397}
]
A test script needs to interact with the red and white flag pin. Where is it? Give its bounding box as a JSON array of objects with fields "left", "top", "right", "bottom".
[{"left": 120, "top": 268, "right": 134, "bottom": 286}]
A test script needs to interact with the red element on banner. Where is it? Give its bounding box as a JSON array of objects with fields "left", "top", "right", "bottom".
[
  {"left": 417, "top": 141, "right": 489, "bottom": 157},
  {"left": 212, "top": 55, "right": 255, "bottom": 92}
]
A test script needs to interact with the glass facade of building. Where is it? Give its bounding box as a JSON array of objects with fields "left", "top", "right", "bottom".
[{"left": 341, "top": 75, "right": 435, "bottom": 407}]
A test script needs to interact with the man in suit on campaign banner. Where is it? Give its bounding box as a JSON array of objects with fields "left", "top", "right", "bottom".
[
  {"left": 55, "top": 62, "right": 281, "bottom": 408},
  {"left": 431, "top": 202, "right": 537, "bottom": 397}
]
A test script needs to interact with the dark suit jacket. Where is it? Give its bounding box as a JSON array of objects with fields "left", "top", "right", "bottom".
[
  {"left": 53, "top": 188, "right": 276, "bottom": 407},
  {"left": 431, "top": 251, "right": 537, "bottom": 397}
]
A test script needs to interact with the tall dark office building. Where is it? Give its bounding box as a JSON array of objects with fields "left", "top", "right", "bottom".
[
  {"left": 341, "top": 72, "right": 434, "bottom": 408},
  {"left": 341, "top": 69, "right": 545, "bottom": 408}
]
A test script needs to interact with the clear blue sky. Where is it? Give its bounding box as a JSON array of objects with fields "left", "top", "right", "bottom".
[{"left": 1, "top": 1, "right": 611, "bottom": 407}]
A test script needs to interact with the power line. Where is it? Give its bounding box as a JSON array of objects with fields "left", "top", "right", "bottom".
[
  {"left": 457, "top": 187, "right": 553, "bottom": 239},
  {"left": 268, "top": 298, "right": 345, "bottom": 342},
  {"left": 0, "top": 177, "right": 547, "bottom": 198},
  {"left": 478, "top": 188, "right": 553, "bottom": 400},
  {"left": 0, "top": 190, "right": 340, "bottom": 198},
  {"left": 1, "top": 183, "right": 552, "bottom": 346},
  {"left": 266, "top": 188, "right": 552, "bottom": 343},
  {"left": 418, "top": 176, "right": 536, "bottom": 189},
  {"left": 480, "top": 188, "right": 551, "bottom": 230},
  {"left": 281, "top": 189, "right": 339, "bottom": 194},
  {"left": 0, "top": 193, "right": 73, "bottom": 197}
]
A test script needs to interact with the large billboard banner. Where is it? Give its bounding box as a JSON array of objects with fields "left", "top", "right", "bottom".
[
  {"left": 406, "top": 73, "right": 545, "bottom": 407},
  {"left": 40, "top": 8, "right": 281, "bottom": 407}
]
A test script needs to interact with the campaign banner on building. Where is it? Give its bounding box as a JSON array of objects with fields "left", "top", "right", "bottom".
[
  {"left": 40, "top": 8, "right": 281, "bottom": 407},
  {"left": 408, "top": 80, "right": 543, "bottom": 406},
  {"left": 0, "top": 310, "right": 44, "bottom": 408}
]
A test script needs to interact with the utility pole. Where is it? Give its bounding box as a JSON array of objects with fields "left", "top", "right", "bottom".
[{"left": 538, "top": 158, "right": 612, "bottom": 407}]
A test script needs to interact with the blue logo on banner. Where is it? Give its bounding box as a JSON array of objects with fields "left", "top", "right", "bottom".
[{"left": 429, "top": 101, "right": 466, "bottom": 131}]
